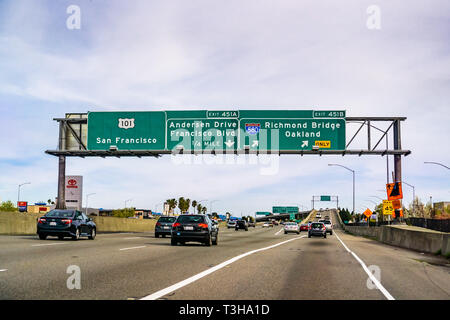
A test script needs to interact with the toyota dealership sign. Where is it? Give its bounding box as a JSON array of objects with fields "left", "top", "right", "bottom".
[{"left": 65, "top": 175, "right": 83, "bottom": 210}]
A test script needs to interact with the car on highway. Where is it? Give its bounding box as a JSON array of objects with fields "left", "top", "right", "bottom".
[
  {"left": 300, "top": 224, "right": 309, "bottom": 232},
  {"left": 171, "top": 214, "right": 218, "bottom": 246},
  {"left": 284, "top": 222, "right": 300, "bottom": 234},
  {"left": 319, "top": 219, "right": 333, "bottom": 235},
  {"left": 272, "top": 220, "right": 279, "bottom": 226},
  {"left": 227, "top": 220, "right": 237, "bottom": 229},
  {"left": 247, "top": 220, "right": 256, "bottom": 228},
  {"left": 155, "top": 216, "right": 177, "bottom": 238},
  {"left": 315, "top": 213, "right": 322, "bottom": 219},
  {"left": 37, "top": 209, "right": 96, "bottom": 240},
  {"left": 262, "top": 221, "right": 273, "bottom": 228},
  {"left": 235, "top": 220, "right": 248, "bottom": 231},
  {"left": 308, "top": 222, "right": 327, "bottom": 238}
]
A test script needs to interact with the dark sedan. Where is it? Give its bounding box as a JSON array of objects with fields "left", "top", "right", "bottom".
[
  {"left": 171, "top": 214, "right": 218, "bottom": 246},
  {"left": 308, "top": 222, "right": 327, "bottom": 238},
  {"left": 37, "top": 209, "right": 96, "bottom": 240},
  {"left": 155, "top": 216, "right": 176, "bottom": 238}
]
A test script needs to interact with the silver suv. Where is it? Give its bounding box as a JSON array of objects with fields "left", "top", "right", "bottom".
[
  {"left": 319, "top": 219, "right": 333, "bottom": 235},
  {"left": 227, "top": 220, "right": 237, "bottom": 229}
]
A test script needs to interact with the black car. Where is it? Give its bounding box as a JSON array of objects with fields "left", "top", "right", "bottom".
[
  {"left": 247, "top": 220, "right": 256, "bottom": 228},
  {"left": 171, "top": 214, "right": 218, "bottom": 246},
  {"left": 155, "top": 216, "right": 176, "bottom": 238},
  {"left": 308, "top": 222, "right": 327, "bottom": 239},
  {"left": 37, "top": 209, "right": 96, "bottom": 240},
  {"left": 235, "top": 220, "right": 248, "bottom": 231}
]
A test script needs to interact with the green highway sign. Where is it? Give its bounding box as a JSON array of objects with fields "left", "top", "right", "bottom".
[
  {"left": 320, "top": 195, "right": 331, "bottom": 201},
  {"left": 273, "top": 206, "right": 299, "bottom": 214},
  {"left": 87, "top": 111, "right": 166, "bottom": 150},
  {"left": 289, "top": 213, "right": 295, "bottom": 220},
  {"left": 256, "top": 212, "right": 271, "bottom": 216},
  {"left": 87, "top": 110, "right": 346, "bottom": 152}
]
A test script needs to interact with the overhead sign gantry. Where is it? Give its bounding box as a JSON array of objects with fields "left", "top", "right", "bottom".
[{"left": 45, "top": 109, "right": 411, "bottom": 210}]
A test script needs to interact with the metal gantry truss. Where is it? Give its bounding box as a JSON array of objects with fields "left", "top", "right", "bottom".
[
  {"left": 311, "top": 196, "right": 339, "bottom": 210},
  {"left": 46, "top": 114, "right": 411, "bottom": 157},
  {"left": 46, "top": 113, "right": 410, "bottom": 210}
]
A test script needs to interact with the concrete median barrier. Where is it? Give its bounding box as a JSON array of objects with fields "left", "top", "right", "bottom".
[
  {"left": 342, "top": 221, "right": 450, "bottom": 256},
  {"left": 0, "top": 211, "right": 157, "bottom": 234}
]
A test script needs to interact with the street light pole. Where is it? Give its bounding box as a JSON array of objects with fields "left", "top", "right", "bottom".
[
  {"left": 124, "top": 198, "right": 132, "bottom": 208},
  {"left": 18, "top": 182, "right": 31, "bottom": 204},
  {"left": 403, "top": 181, "right": 415, "bottom": 217},
  {"left": 424, "top": 162, "right": 450, "bottom": 170},
  {"left": 85, "top": 193, "right": 96, "bottom": 215},
  {"left": 328, "top": 164, "right": 355, "bottom": 214}
]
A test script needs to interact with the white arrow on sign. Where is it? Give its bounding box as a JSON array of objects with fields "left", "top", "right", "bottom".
[
  {"left": 301, "top": 141, "right": 309, "bottom": 148},
  {"left": 225, "top": 140, "right": 235, "bottom": 148},
  {"left": 252, "top": 140, "right": 259, "bottom": 147}
]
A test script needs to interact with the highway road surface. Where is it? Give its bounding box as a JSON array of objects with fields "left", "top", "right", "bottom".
[{"left": 0, "top": 211, "right": 449, "bottom": 300}]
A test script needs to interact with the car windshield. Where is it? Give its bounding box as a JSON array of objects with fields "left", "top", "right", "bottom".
[
  {"left": 312, "top": 223, "right": 323, "bottom": 228},
  {"left": 177, "top": 215, "right": 205, "bottom": 223},
  {"left": 158, "top": 217, "right": 176, "bottom": 223},
  {"left": 323, "top": 221, "right": 331, "bottom": 224},
  {"left": 45, "top": 210, "right": 75, "bottom": 218}
]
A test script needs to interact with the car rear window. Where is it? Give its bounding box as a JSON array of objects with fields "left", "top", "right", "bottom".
[
  {"left": 177, "top": 215, "right": 205, "bottom": 223},
  {"left": 323, "top": 221, "right": 331, "bottom": 224},
  {"left": 158, "top": 217, "right": 176, "bottom": 223},
  {"left": 45, "top": 210, "right": 75, "bottom": 218},
  {"left": 311, "top": 223, "right": 323, "bottom": 228}
]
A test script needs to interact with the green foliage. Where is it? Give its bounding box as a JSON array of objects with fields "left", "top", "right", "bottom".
[
  {"left": 339, "top": 208, "right": 352, "bottom": 223},
  {"left": 0, "top": 200, "right": 18, "bottom": 212},
  {"left": 112, "top": 208, "right": 135, "bottom": 218}
]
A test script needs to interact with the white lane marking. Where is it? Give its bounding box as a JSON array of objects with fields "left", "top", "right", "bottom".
[
  {"left": 141, "top": 235, "right": 306, "bottom": 300},
  {"left": 0, "top": 269, "right": 7, "bottom": 272},
  {"left": 334, "top": 231, "right": 395, "bottom": 300},
  {"left": 124, "top": 237, "right": 142, "bottom": 240},
  {"left": 119, "top": 246, "right": 146, "bottom": 251},
  {"left": 275, "top": 228, "right": 283, "bottom": 235},
  {"left": 32, "top": 243, "right": 67, "bottom": 247}
]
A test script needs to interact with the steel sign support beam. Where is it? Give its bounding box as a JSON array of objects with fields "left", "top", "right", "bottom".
[{"left": 56, "top": 155, "right": 66, "bottom": 209}]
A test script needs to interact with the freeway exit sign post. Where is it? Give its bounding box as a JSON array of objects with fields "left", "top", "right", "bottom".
[{"left": 87, "top": 110, "right": 346, "bottom": 152}]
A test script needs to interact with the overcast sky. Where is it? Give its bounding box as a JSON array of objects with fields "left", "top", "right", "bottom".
[{"left": 0, "top": 0, "right": 449, "bottom": 215}]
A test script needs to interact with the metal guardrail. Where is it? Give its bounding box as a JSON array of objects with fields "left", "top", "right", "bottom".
[{"left": 406, "top": 218, "right": 450, "bottom": 233}]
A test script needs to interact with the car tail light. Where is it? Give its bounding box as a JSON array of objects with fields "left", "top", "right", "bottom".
[
  {"left": 198, "top": 223, "right": 208, "bottom": 229},
  {"left": 38, "top": 218, "right": 46, "bottom": 224},
  {"left": 62, "top": 219, "right": 72, "bottom": 225},
  {"left": 156, "top": 222, "right": 161, "bottom": 227},
  {"left": 173, "top": 222, "right": 180, "bottom": 228}
]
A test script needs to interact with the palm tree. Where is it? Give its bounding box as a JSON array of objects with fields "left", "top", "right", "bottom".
[
  {"left": 185, "top": 198, "right": 191, "bottom": 214},
  {"left": 191, "top": 200, "right": 197, "bottom": 214},
  {"left": 166, "top": 199, "right": 177, "bottom": 215},
  {"left": 197, "top": 204, "right": 202, "bottom": 214},
  {"left": 201, "top": 206, "right": 207, "bottom": 215},
  {"left": 178, "top": 197, "right": 185, "bottom": 214}
]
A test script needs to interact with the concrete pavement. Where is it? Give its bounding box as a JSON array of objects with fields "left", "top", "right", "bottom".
[{"left": 0, "top": 216, "right": 449, "bottom": 300}]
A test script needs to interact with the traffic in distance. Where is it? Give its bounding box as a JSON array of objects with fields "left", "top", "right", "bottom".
[{"left": 2, "top": 207, "right": 449, "bottom": 301}]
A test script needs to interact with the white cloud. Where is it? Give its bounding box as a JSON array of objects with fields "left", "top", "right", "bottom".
[{"left": 0, "top": 0, "right": 449, "bottom": 211}]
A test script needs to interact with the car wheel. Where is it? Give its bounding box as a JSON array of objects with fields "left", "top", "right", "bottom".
[
  {"left": 308, "top": 234, "right": 311, "bottom": 238},
  {"left": 330, "top": 231, "right": 333, "bottom": 235},
  {"left": 171, "top": 239, "right": 177, "bottom": 246},
  {"left": 297, "top": 232, "right": 300, "bottom": 235},
  {"left": 38, "top": 233, "right": 47, "bottom": 240},
  {"left": 284, "top": 231, "right": 287, "bottom": 234},
  {"left": 205, "top": 235, "right": 212, "bottom": 246},
  {"left": 72, "top": 228, "right": 80, "bottom": 241},
  {"left": 155, "top": 233, "right": 159, "bottom": 238},
  {"left": 89, "top": 228, "right": 96, "bottom": 240},
  {"left": 212, "top": 234, "right": 218, "bottom": 245},
  {"left": 324, "top": 234, "right": 327, "bottom": 238},
  {"left": 245, "top": 228, "right": 248, "bottom": 231}
]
